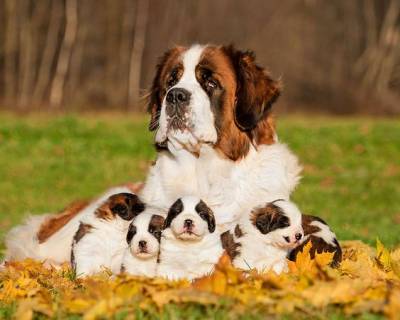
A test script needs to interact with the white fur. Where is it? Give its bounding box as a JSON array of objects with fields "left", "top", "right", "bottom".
[
  {"left": 308, "top": 220, "right": 337, "bottom": 246},
  {"left": 5, "top": 186, "right": 132, "bottom": 265},
  {"left": 230, "top": 200, "right": 303, "bottom": 274},
  {"left": 155, "top": 45, "right": 218, "bottom": 153},
  {"left": 121, "top": 207, "right": 166, "bottom": 277},
  {"left": 157, "top": 196, "right": 224, "bottom": 280},
  {"left": 141, "top": 143, "right": 301, "bottom": 232},
  {"left": 72, "top": 214, "right": 130, "bottom": 277}
]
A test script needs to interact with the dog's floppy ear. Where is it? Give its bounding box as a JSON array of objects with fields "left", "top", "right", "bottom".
[
  {"left": 252, "top": 203, "right": 290, "bottom": 234},
  {"left": 195, "top": 200, "right": 216, "bottom": 233},
  {"left": 224, "top": 46, "right": 281, "bottom": 131},
  {"left": 111, "top": 193, "right": 145, "bottom": 221},
  {"left": 126, "top": 223, "right": 137, "bottom": 244},
  {"left": 164, "top": 198, "right": 184, "bottom": 229}
]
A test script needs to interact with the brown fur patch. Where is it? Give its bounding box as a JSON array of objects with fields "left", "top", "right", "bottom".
[
  {"left": 37, "top": 200, "right": 89, "bottom": 243},
  {"left": 148, "top": 214, "right": 165, "bottom": 242},
  {"left": 73, "top": 222, "right": 93, "bottom": 243},
  {"left": 94, "top": 193, "right": 142, "bottom": 221},
  {"left": 221, "top": 230, "right": 241, "bottom": 260},
  {"left": 234, "top": 224, "right": 244, "bottom": 238},
  {"left": 250, "top": 203, "right": 289, "bottom": 234}
]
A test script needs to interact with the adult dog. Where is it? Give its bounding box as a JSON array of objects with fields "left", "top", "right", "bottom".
[{"left": 5, "top": 44, "right": 301, "bottom": 263}]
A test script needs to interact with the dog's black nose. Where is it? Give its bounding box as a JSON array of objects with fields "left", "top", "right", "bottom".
[
  {"left": 138, "top": 240, "right": 147, "bottom": 248},
  {"left": 295, "top": 233, "right": 303, "bottom": 241},
  {"left": 166, "top": 88, "right": 190, "bottom": 105},
  {"left": 166, "top": 88, "right": 191, "bottom": 117},
  {"left": 184, "top": 219, "right": 193, "bottom": 228}
]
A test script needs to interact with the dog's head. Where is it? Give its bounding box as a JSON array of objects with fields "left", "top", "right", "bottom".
[
  {"left": 147, "top": 44, "right": 280, "bottom": 160},
  {"left": 126, "top": 212, "right": 165, "bottom": 259},
  {"left": 164, "top": 196, "right": 216, "bottom": 241},
  {"left": 95, "top": 193, "right": 145, "bottom": 221},
  {"left": 250, "top": 199, "right": 303, "bottom": 249}
]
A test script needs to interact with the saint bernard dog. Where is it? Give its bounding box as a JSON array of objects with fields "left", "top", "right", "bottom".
[
  {"left": 221, "top": 199, "right": 303, "bottom": 274},
  {"left": 141, "top": 44, "right": 302, "bottom": 231},
  {"left": 288, "top": 214, "right": 342, "bottom": 267},
  {"left": 157, "top": 196, "right": 224, "bottom": 280},
  {"left": 4, "top": 44, "right": 301, "bottom": 265},
  {"left": 71, "top": 192, "right": 145, "bottom": 276},
  {"left": 120, "top": 207, "right": 165, "bottom": 277}
]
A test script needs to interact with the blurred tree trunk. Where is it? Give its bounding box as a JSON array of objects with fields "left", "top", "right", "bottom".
[
  {"left": 50, "top": 0, "right": 78, "bottom": 109},
  {"left": 33, "top": 0, "right": 63, "bottom": 105},
  {"left": 4, "top": 0, "right": 18, "bottom": 106},
  {"left": 128, "top": 0, "right": 149, "bottom": 110}
]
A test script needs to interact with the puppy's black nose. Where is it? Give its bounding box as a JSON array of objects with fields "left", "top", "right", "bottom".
[
  {"left": 284, "top": 236, "right": 290, "bottom": 243},
  {"left": 295, "top": 233, "right": 303, "bottom": 241},
  {"left": 138, "top": 240, "right": 147, "bottom": 248},
  {"left": 184, "top": 219, "right": 193, "bottom": 228}
]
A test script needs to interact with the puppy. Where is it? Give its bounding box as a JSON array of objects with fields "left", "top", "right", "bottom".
[
  {"left": 288, "top": 214, "right": 342, "bottom": 267},
  {"left": 120, "top": 208, "right": 165, "bottom": 277},
  {"left": 71, "top": 192, "right": 145, "bottom": 276},
  {"left": 157, "top": 196, "right": 224, "bottom": 281},
  {"left": 221, "top": 199, "right": 303, "bottom": 274}
]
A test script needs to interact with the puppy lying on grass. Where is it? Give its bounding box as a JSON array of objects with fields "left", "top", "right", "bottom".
[
  {"left": 120, "top": 207, "right": 165, "bottom": 277},
  {"left": 157, "top": 196, "right": 224, "bottom": 281},
  {"left": 71, "top": 192, "right": 145, "bottom": 277},
  {"left": 221, "top": 199, "right": 304, "bottom": 274}
]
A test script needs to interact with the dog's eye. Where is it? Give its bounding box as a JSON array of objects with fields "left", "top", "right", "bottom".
[
  {"left": 167, "top": 69, "right": 178, "bottom": 88},
  {"left": 154, "top": 231, "right": 161, "bottom": 239},
  {"left": 207, "top": 80, "right": 217, "bottom": 89}
]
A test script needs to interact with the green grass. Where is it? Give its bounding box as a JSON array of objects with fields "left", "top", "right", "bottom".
[
  {"left": 0, "top": 113, "right": 399, "bottom": 250},
  {"left": 0, "top": 113, "right": 398, "bottom": 319}
]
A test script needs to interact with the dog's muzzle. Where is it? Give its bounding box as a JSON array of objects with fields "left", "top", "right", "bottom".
[{"left": 165, "top": 88, "right": 191, "bottom": 131}]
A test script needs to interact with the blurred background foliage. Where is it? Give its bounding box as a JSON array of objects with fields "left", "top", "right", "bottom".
[{"left": 0, "top": 0, "right": 399, "bottom": 114}]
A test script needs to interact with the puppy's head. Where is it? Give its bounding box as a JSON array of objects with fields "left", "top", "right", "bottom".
[
  {"left": 164, "top": 196, "right": 215, "bottom": 241},
  {"left": 126, "top": 213, "right": 165, "bottom": 259},
  {"left": 250, "top": 199, "right": 303, "bottom": 249},
  {"left": 95, "top": 193, "right": 145, "bottom": 221}
]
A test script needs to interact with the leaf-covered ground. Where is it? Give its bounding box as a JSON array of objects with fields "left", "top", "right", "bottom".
[
  {"left": 0, "top": 113, "right": 399, "bottom": 319},
  {"left": 1, "top": 240, "right": 399, "bottom": 319}
]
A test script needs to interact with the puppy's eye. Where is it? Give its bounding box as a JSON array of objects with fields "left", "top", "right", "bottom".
[
  {"left": 167, "top": 69, "right": 178, "bottom": 88},
  {"left": 154, "top": 231, "right": 161, "bottom": 239}
]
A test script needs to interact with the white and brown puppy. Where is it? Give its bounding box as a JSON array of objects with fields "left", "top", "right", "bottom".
[
  {"left": 157, "top": 196, "right": 224, "bottom": 281},
  {"left": 288, "top": 215, "right": 342, "bottom": 267},
  {"left": 221, "top": 199, "right": 303, "bottom": 274},
  {"left": 71, "top": 192, "right": 145, "bottom": 276},
  {"left": 120, "top": 208, "right": 165, "bottom": 277}
]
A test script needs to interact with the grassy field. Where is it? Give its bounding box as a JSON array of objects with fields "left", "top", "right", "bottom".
[
  {"left": 0, "top": 113, "right": 399, "bottom": 249},
  {"left": 0, "top": 113, "right": 399, "bottom": 319}
]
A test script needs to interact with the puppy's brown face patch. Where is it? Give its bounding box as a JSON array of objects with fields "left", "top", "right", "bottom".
[
  {"left": 38, "top": 200, "right": 89, "bottom": 243},
  {"left": 195, "top": 200, "right": 216, "bottom": 233},
  {"left": 164, "top": 199, "right": 184, "bottom": 229},
  {"left": 234, "top": 225, "right": 244, "bottom": 238},
  {"left": 251, "top": 203, "right": 290, "bottom": 234},
  {"left": 95, "top": 193, "right": 145, "bottom": 221},
  {"left": 148, "top": 214, "right": 165, "bottom": 242}
]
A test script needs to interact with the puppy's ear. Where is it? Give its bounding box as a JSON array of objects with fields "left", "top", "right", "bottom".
[
  {"left": 195, "top": 200, "right": 216, "bottom": 233},
  {"left": 164, "top": 199, "right": 184, "bottom": 229},
  {"left": 223, "top": 46, "right": 281, "bottom": 131},
  {"left": 148, "top": 47, "right": 181, "bottom": 131},
  {"left": 126, "top": 194, "right": 145, "bottom": 216},
  {"left": 126, "top": 223, "right": 137, "bottom": 244},
  {"left": 254, "top": 212, "right": 274, "bottom": 234}
]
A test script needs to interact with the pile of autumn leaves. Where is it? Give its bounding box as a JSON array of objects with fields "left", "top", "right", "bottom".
[{"left": 1, "top": 240, "right": 400, "bottom": 319}]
